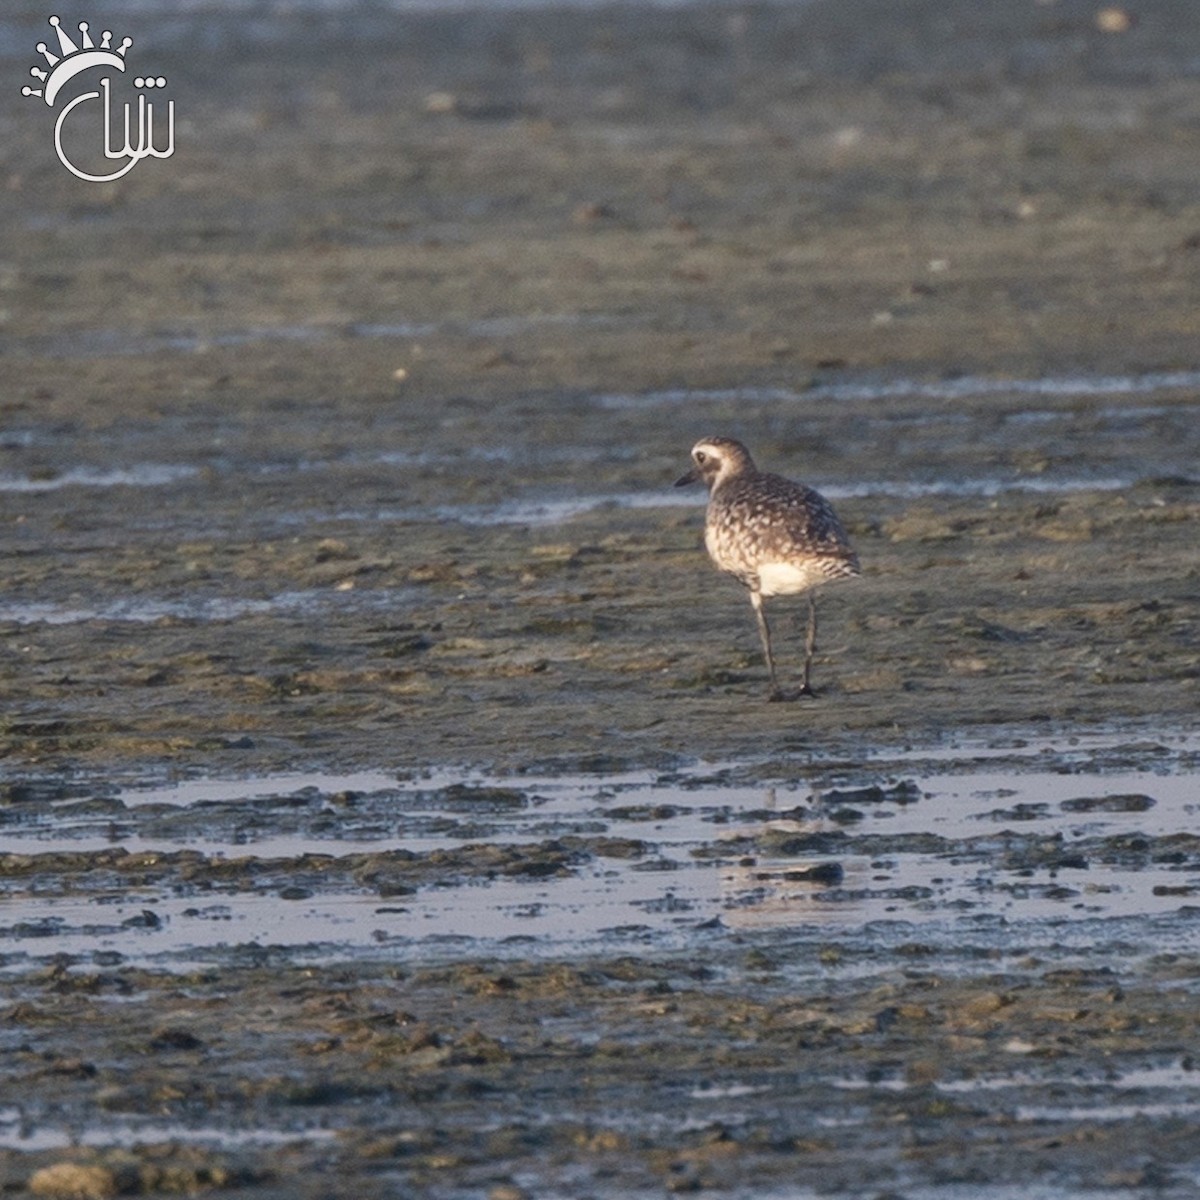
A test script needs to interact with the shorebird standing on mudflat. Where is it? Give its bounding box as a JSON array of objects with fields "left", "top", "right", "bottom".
[{"left": 675, "top": 436, "right": 860, "bottom": 701}]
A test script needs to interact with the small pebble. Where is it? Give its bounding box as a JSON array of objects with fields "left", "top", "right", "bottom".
[
  {"left": 488, "top": 1186, "right": 529, "bottom": 1200},
  {"left": 28, "top": 1164, "right": 117, "bottom": 1200},
  {"left": 1096, "top": 7, "right": 1133, "bottom": 32},
  {"left": 572, "top": 201, "right": 613, "bottom": 224}
]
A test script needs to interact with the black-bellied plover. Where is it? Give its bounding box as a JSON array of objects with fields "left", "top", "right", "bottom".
[{"left": 675, "top": 436, "right": 860, "bottom": 700}]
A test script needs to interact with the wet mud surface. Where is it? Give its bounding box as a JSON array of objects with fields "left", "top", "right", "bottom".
[
  {"left": 3, "top": 733, "right": 1200, "bottom": 1198},
  {"left": 2, "top": 0, "right": 1200, "bottom": 1195}
]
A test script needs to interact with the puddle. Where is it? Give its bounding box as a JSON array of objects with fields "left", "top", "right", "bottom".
[
  {"left": 360, "top": 490, "right": 698, "bottom": 527},
  {"left": 729, "top": 1187, "right": 1167, "bottom": 1200},
  {"left": 6, "top": 366, "right": 1192, "bottom": 513},
  {"left": 480, "top": 1190, "right": 1176, "bottom": 1200},
  {"left": 0, "top": 465, "right": 199, "bottom": 493},
  {"left": 1, "top": 733, "right": 1198, "bottom": 971},
  {"left": 0, "top": 1117, "right": 334, "bottom": 1152},
  {"left": 0, "top": 587, "right": 414, "bottom": 627},
  {"left": 277, "top": 466, "right": 1174, "bottom": 532},
  {"left": 594, "top": 370, "right": 1200, "bottom": 409},
  {"left": 829, "top": 1061, "right": 1200, "bottom": 1126},
  {"left": 112, "top": 768, "right": 413, "bottom": 809},
  {"left": 0, "top": 468, "right": 1170, "bottom": 528},
  {"left": 352, "top": 473, "right": 1142, "bottom": 527},
  {"left": 873, "top": 727, "right": 1200, "bottom": 764}
]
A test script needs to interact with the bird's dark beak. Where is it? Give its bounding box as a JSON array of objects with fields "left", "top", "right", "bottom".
[{"left": 674, "top": 468, "right": 699, "bottom": 488}]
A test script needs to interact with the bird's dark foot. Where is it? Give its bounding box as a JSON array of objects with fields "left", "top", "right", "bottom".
[
  {"left": 767, "top": 686, "right": 817, "bottom": 702},
  {"left": 797, "top": 682, "right": 818, "bottom": 699}
]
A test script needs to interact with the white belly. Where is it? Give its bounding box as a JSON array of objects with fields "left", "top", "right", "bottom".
[{"left": 756, "top": 560, "right": 829, "bottom": 596}]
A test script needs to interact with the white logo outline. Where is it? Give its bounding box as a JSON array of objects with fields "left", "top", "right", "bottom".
[{"left": 22, "top": 14, "right": 175, "bottom": 182}]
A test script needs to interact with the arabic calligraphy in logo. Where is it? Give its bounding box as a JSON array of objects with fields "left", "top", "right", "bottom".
[{"left": 21, "top": 14, "right": 175, "bottom": 182}]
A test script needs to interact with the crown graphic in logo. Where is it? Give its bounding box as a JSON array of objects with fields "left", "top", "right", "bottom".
[{"left": 21, "top": 15, "right": 132, "bottom": 107}]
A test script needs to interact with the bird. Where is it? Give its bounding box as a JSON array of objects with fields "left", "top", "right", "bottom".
[{"left": 675, "top": 436, "right": 860, "bottom": 700}]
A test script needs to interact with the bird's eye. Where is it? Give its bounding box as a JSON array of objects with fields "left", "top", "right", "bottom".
[{"left": 695, "top": 451, "right": 707, "bottom": 465}]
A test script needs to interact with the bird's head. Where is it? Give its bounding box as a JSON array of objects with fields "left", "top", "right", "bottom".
[{"left": 674, "top": 436, "right": 756, "bottom": 492}]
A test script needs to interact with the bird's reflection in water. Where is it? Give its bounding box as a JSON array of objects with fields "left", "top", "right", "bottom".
[{"left": 717, "top": 787, "right": 873, "bottom": 931}]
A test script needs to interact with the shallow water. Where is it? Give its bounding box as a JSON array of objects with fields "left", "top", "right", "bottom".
[
  {"left": 0, "top": 587, "right": 413, "bottom": 626},
  {"left": 1, "top": 368, "right": 1193, "bottom": 534},
  {"left": 0, "top": 474, "right": 1144, "bottom": 537},
  {"left": 594, "top": 370, "right": 1200, "bottom": 408},
  {"left": 0, "top": 465, "right": 200, "bottom": 493},
  {"left": 2, "top": 731, "right": 1197, "bottom": 973},
  {"left": 0, "top": 1118, "right": 334, "bottom": 1154}
]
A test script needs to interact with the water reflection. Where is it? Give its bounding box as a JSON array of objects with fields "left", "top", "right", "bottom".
[
  {"left": 716, "top": 787, "right": 873, "bottom": 930},
  {"left": 0, "top": 734, "right": 1197, "bottom": 969}
]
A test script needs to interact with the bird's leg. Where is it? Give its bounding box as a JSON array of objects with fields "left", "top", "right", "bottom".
[
  {"left": 799, "top": 593, "right": 818, "bottom": 697},
  {"left": 750, "top": 590, "right": 784, "bottom": 700}
]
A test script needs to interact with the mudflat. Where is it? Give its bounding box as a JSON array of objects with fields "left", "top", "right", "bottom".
[{"left": 1, "top": 2, "right": 1199, "bottom": 1196}]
